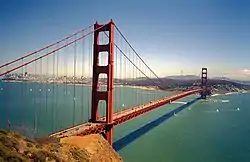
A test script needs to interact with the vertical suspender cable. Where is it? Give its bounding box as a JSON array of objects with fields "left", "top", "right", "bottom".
[
  {"left": 73, "top": 34, "right": 77, "bottom": 126},
  {"left": 137, "top": 55, "right": 139, "bottom": 105},
  {"left": 65, "top": 39, "right": 69, "bottom": 129},
  {"left": 144, "top": 64, "right": 146, "bottom": 103},
  {"left": 132, "top": 49, "right": 135, "bottom": 105},
  {"left": 115, "top": 43, "right": 118, "bottom": 113},
  {"left": 33, "top": 53, "right": 37, "bottom": 138},
  {"left": 21, "top": 59, "right": 24, "bottom": 132},
  {"left": 45, "top": 49, "right": 48, "bottom": 120},
  {"left": 119, "top": 30, "right": 123, "bottom": 112},
  {"left": 128, "top": 48, "right": 130, "bottom": 105},
  {"left": 81, "top": 32, "right": 85, "bottom": 122},
  {"left": 119, "top": 46, "right": 121, "bottom": 112},
  {"left": 154, "top": 71, "right": 156, "bottom": 101},
  {"left": 140, "top": 58, "right": 144, "bottom": 104},
  {"left": 88, "top": 28, "right": 92, "bottom": 120},
  {"left": 124, "top": 41, "right": 127, "bottom": 110},
  {"left": 6, "top": 66, "right": 10, "bottom": 131},
  {"left": 56, "top": 44, "right": 59, "bottom": 131},
  {"left": 52, "top": 51, "right": 55, "bottom": 132},
  {"left": 37, "top": 57, "right": 42, "bottom": 135},
  {"left": 24, "top": 63, "right": 28, "bottom": 136}
]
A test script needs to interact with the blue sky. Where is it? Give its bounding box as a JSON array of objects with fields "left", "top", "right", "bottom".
[{"left": 0, "top": 0, "right": 250, "bottom": 80}]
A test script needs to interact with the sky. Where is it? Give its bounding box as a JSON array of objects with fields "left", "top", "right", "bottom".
[{"left": 0, "top": 0, "right": 250, "bottom": 80}]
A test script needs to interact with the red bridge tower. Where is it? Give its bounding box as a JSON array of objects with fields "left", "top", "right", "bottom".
[
  {"left": 200, "top": 68, "right": 209, "bottom": 99},
  {"left": 91, "top": 20, "right": 114, "bottom": 144}
]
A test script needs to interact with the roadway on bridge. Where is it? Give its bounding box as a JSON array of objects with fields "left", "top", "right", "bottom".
[{"left": 50, "top": 89, "right": 201, "bottom": 138}]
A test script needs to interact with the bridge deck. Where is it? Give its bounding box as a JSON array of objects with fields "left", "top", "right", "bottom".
[{"left": 49, "top": 89, "right": 201, "bottom": 138}]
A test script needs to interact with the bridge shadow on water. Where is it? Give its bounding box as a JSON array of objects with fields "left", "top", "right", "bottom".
[{"left": 113, "top": 97, "right": 200, "bottom": 151}]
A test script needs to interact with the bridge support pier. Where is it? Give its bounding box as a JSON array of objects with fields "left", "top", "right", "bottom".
[
  {"left": 200, "top": 68, "right": 208, "bottom": 99},
  {"left": 91, "top": 20, "right": 114, "bottom": 145}
]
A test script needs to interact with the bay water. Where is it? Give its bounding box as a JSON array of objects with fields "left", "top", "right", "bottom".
[{"left": 0, "top": 82, "right": 250, "bottom": 162}]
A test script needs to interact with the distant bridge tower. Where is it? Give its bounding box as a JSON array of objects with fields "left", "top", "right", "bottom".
[
  {"left": 91, "top": 20, "right": 114, "bottom": 144},
  {"left": 200, "top": 68, "right": 208, "bottom": 99}
]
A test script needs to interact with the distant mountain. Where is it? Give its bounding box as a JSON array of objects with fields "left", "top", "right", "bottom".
[
  {"left": 211, "top": 77, "right": 250, "bottom": 86},
  {"left": 126, "top": 76, "right": 250, "bottom": 90},
  {"left": 165, "top": 75, "right": 200, "bottom": 80}
]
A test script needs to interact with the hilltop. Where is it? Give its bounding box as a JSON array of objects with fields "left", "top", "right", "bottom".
[
  {"left": 0, "top": 130, "right": 122, "bottom": 162},
  {"left": 124, "top": 76, "right": 250, "bottom": 93}
]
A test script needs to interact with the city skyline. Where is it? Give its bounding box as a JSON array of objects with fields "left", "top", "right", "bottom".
[{"left": 0, "top": 0, "right": 249, "bottom": 80}]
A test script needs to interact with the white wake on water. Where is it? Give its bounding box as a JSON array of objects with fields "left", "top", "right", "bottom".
[
  {"left": 172, "top": 101, "right": 187, "bottom": 104},
  {"left": 211, "top": 93, "right": 221, "bottom": 97}
]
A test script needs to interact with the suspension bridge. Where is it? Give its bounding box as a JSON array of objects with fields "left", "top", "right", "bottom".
[{"left": 0, "top": 20, "right": 210, "bottom": 145}]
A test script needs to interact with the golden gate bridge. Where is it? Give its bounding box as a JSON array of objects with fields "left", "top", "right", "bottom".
[{"left": 0, "top": 20, "right": 210, "bottom": 145}]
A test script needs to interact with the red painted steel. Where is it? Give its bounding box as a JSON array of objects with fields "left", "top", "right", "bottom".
[
  {"left": 91, "top": 20, "right": 115, "bottom": 144},
  {"left": 0, "top": 19, "right": 209, "bottom": 146},
  {"left": 113, "top": 89, "right": 201, "bottom": 125},
  {"left": 50, "top": 89, "right": 201, "bottom": 138},
  {"left": 201, "top": 68, "right": 208, "bottom": 99}
]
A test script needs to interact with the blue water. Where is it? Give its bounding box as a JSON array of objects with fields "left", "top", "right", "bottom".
[
  {"left": 1, "top": 82, "right": 250, "bottom": 162},
  {"left": 115, "top": 93, "right": 250, "bottom": 162},
  {"left": 0, "top": 81, "right": 171, "bottom": 136}
]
